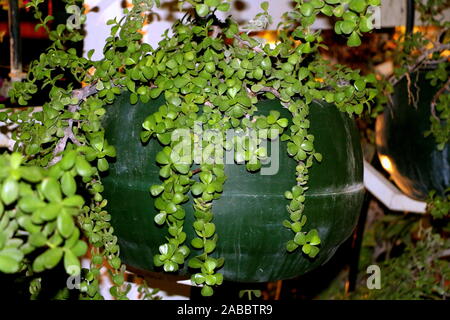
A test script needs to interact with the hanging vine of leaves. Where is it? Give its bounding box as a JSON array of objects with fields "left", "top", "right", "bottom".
[
  {"left": 1, "top": 0, "right": 379, "bottom": 298},
  {"left": 139, "top": 0, "right": 379, "bottom": 296}
]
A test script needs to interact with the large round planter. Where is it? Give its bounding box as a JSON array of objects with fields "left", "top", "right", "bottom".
[
  {"left": 375, "top": 71, "right": 450, "bottom": 200},
  {"left": 101, "top": 92, "right": 364, "bottom": 283}
]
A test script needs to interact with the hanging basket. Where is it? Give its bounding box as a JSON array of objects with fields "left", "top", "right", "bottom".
[
  {"left": 376, "top": 71, "right": 450, "bottom": 200},
  {"left": 101, "top": 92, "right": 365, "bottom": 282}
]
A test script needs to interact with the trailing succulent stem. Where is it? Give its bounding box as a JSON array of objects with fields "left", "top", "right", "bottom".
[{"left": 142, "top": 0, "right": 379, "bottom": 295}]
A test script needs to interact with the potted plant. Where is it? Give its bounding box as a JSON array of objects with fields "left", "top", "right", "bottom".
[
  {"left": 1, "top": 0, "right": 380, "bottom": 299},
  {"left": 375, "top": 0, "right": 449, "bottom": 203}
]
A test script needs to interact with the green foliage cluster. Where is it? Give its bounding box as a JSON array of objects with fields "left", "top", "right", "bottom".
[
  {"left": 1, "top": 0, "right": 380, "bottom": 298},
  {"left": 427, "top": 188, "right": 450, "bottom": 219},
  {"left": 0, "top": 152, "right": 87, "bottom": 275},
  {"left": 139, "top": 0, "right": 378, "bottom": 295},
  {"left": 239, "top": 289, "right": 262, "bottom": 300},
  {"left": 352, "top": 229, "right": 450, "bottom": 300},
  {"left": 374, "top": 0, "right": 450, "bottom": 221},
  {"left": 319, "top": 208, "right": 449, "bottom": 300},
  {"left": 415, "top": 0, "right": 450, "bottom": 28},
  {"left": 2, "top": 0, "right": 156, "bottom": 300},
  {"left": 137, "top": 280, "right": 162, "bottom": 300}
]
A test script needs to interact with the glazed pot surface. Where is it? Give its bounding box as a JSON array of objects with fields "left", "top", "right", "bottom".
[
  {"left": 102, "top": 93, "right": 364, "bottom": 282},
  {"left": 376, "top": 71, "right": 450, "bottom": 200}
]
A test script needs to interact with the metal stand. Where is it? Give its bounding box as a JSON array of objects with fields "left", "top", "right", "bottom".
[
  {"left": 8, "top": 0, "right": 23, "bottom": 82},
  {"left": 406, "top": 0, "right": 415, "bottom": 34}
]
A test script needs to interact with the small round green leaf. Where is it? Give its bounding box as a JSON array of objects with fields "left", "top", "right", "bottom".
[
  {"left": 75, "top": 156, "right": 93, "bottom": 177},
  {"left": 57, "top": 211, "right": 75, "bottom": 238},
  {"left": 1, "top": 178, "right": 19, "bottom": 205},
  {"left": 61, "top": 172, "right": 76, "bottom": 197},
  {"left": 0, "top": 254, "right": 20, "bottom": 273},
  {"left": 64, "top": 250, "right": 81, "bottom": 276},
  {"left": 191, "top": 238, "right": 204, "bottom": 249},
  {"left": 150, "top": 185, "right": 164, "bottom": 197},
  {"left": 154, "top": 212, "right": 167, "bottom": 225},
  {"left": 201, "top": 285, "right": 214, "bottom": 297},
  {"left": 195, "top": 4, "right": 209, "bottom": 17}
]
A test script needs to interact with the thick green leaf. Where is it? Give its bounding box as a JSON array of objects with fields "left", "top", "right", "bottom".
[
  {"left": 1, "top": 178, "right": 19, "bottom": 205},
  {"left": 195, "top": 4, "right": 209, "bottom": 17},
  {"left": 62, "top": 195, "right": 84, "bottom": 208},
  {"left": 20, "top": 166, "right": 43, "bottom": 183},
  {"left": 61, "top": 172, "right": 76, "bottom": 197},
  {"left": 57, "top": 211, "right": 75, "bottom": 238},
  {"left": 41, "top": 177, "right": 62, "bottom": 203},
  {"left": 40, "top": 247, "right": 64, "bottom": 269},
  {"left": 18, "top": 196, "right": 45, "bottom": 213},
  {"left": 294, "top": 232, "right": 307, "bottom": 245},
  {"left": 203, "top": 223, "right": 215, "bottom": 238},
  {"left": 163, "top": 261, "right": 178, "bottom": 272},
  {"left": 188, "top": 257, "right": 203, "bottom": 269},
  {"left": 75, "top": 157, "right": 93, "bottom": 177},
  {"left": 191, "top": 238, "right": 204, "bottom": 249},
  {"left": 204, "top": 259, "right": 217, "bottom": 273},
  {"left": 217, "top": 2, "right": 230, "bottom": 11},
  {"left": 191, "top": 183, "right": 205, "bottom": 196},
  {"left": 300, "top": 3, "right": 314, "bottom": 16},
  {"left": 39, "top": 203, "right": 61, "bottom": 221},
  {"left": 0, "top": 254, "right": 20, "bottom": 273},
  {"left": 204, "top": 240, "right": 216, "bottom": 253},
  {"left": 172, "top": 192, "right": 185, "bottom": 204},
  {"left": 150, "top": 185, "right": 164, "bottom": 197},
  {"left": 309, "top": 245, "right": 320, "bottom": 258},
  {"left": 29, "top": 233, "right": 47, "bottom": 247},
  {"left": 347, "top": 31, "right": 362, "bottom": 47},
  {"left": 286, "top": 240, "right": 298, "bottom": 252},
  {"left": 349, "top": 0, "right": 367, "bottom": 13},
  {"left": 156, "top": 151, "right": 170, "bottom": 165},
  {"left": 201, "top": 285, "right": 214, "bottom": 297},
  {"left": 64, "top": 250, "right": 80, "bottom": 276},
  {"left": 154, "top": 212, "right": 167, "bottom": 225},
  {"left": 261, "top": 1, "right": 269, "bottom": 11},
  {"left": 165, "top": 202, "right": 177, "bottom": 214},
  {"left": 173, "top": 164, "right": 190, "bottom": 174},
  {"left": 71, "top": 240, "right": 88, "bottom": 257},
  {"left": 340, "top": 20, "right": 356, "bottom": 34},
  {"left": 97, "top": 158, "right": 109, "bottom": 172},
  {"left": 302, "top": 243, "right": 312, "bottom": 255}
]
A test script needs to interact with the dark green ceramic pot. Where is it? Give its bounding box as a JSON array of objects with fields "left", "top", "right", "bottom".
[
  {"left": 101, "top": 92, "right": 364, "bottom": 282},
  {"left": 376, "top": 71, "right": 450, "bottom": 200}
]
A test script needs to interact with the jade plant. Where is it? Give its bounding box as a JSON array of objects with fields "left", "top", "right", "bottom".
[
  {"left": 371, "top": 0, "right": 449, "bottom": 217},
  {"left": 376, "top": 0, "right": 449, "bottom": 150},
  {"left": 0, "top": 0, "right": 380, "bottom": 299}
]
